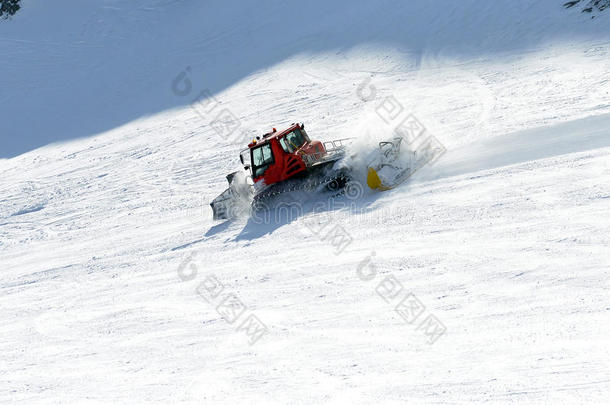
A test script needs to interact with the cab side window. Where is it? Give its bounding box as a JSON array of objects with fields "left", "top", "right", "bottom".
[
  {"left": 279, "top": 136, "right": 293, "bottom": 153},
  {"left": 285, "top": 129, "right": 305, "bottom": 150}
]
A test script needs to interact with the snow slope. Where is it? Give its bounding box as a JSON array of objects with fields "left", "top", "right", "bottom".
[
  {"left": 1, "top": 0, "right": 609, "bottom": 158},
  {"left": 1, "top": 1, "right": 610, "bottom": 403}
]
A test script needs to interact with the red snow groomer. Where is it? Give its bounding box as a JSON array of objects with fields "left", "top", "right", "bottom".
[{"left": 211, "top": 123, "right": 352, "bottom": 220}]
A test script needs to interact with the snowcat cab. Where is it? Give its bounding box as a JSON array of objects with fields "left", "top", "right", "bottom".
[{"left": 242, "top": 123, "right": 327, "bottom": 187}]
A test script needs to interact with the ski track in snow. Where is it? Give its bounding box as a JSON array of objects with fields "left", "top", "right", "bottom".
[{"left": 1, "top": 1, "right": 610, "bottom": 404}]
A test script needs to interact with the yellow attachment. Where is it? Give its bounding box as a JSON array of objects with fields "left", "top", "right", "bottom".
[
  {"left": 367, "top": 167, "right": 381, "bottom": 189},
  {"left": 367, "top": 167, "right": 393, "bottom": 191}
]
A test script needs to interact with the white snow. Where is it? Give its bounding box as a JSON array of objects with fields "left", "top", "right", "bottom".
[{"left": 1, "top": 1, "right": 610, "bottom": 403}]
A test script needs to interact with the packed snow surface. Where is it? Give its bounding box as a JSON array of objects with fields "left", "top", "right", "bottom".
[{"left": 1, "top": 1, "right": 609, "bottom": 403}]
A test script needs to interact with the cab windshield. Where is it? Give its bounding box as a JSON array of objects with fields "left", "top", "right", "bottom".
[{"left": 251, "top": 142, "right": 274, "bottom": 177}]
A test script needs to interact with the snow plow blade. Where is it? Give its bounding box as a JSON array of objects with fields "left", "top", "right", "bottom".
[
  {"left": 210, "top": 171, "right": 252, "bottom": 220},
  {"left": 210, "top": 187, "right": 238, "bottom": 220}
]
